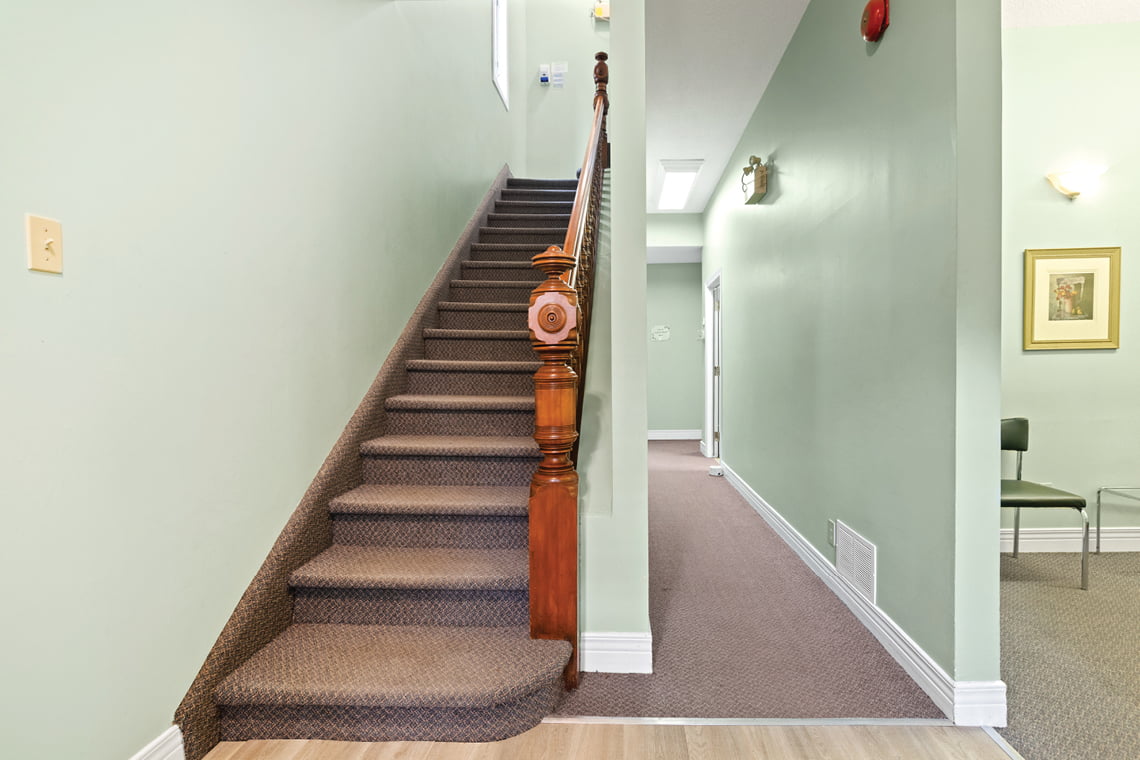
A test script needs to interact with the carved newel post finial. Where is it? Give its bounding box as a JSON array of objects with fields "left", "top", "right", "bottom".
[
  {"left": 528, "top": 245, "right": 580, "bottom": 474},
  {"left": 593, "top": 51, "right": 609, "bottom": 111}
]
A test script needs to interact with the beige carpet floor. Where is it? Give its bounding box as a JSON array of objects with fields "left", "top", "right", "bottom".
[
  {"left": 998, "top": 551, "right": 1140, "bottom": 760},
  {"left": 554, "top": 440, "right": 943, "bottom": 719}
]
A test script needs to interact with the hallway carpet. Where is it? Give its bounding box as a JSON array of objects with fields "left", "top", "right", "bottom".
[
  {"left": 554, "top": 441, "right": 943, "bottom": 719},
  {"left": 998, "top": 551, "right": 1140, "bottom": 760}
]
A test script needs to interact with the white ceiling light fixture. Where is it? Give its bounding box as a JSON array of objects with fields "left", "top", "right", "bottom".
[{"left": 658, "top": 160, "right": 703, "bottom": 211}]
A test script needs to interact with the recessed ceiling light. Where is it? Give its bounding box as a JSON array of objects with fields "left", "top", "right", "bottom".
[{"left": 658, "top": 160, "right": 703, "bottom": 211}]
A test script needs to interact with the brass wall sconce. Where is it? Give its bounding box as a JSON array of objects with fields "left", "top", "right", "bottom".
[{"left": 741, "top": 156, "right": 768, "bottom": 204}]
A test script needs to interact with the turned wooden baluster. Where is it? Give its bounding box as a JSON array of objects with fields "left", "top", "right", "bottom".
[{"left": 527, "top": 245, "right": 580, "bottom": 689}]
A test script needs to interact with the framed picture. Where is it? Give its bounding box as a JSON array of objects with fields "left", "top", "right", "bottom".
[{"left": 1023, "top": 247, "right": 1121, "bottom": 350}]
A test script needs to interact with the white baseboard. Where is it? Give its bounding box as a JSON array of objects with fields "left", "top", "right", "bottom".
[
  {"left": 648, "top": 429, "right": 702, "bottom": 441},
  {"left": 721, "top": 462, "right": 1007, "bottom": 727},
  {"left": 1000, "top": 526, "right": 1140, "bottom": 552},
  {"left": 699, "top": 440, "right": 710, "bottom": 457},
  {"left": 129, "top": 726, "right": 184, "bottom": 760},
  {"left": 580, "top": 631, "right": 653, "bottom": 673}
]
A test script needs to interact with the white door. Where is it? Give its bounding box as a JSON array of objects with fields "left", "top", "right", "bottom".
[{"left": 711, "top": 282, "right": 722, "bottom": 458}]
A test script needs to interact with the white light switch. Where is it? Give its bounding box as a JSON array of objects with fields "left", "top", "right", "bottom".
[{"left": 27, "top": 214, "right": 63, "bottom": 274}]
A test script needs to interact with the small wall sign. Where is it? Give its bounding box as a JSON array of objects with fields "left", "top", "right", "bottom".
[{"left": 651, "top": 325, "right": 672, "bottom": 342}]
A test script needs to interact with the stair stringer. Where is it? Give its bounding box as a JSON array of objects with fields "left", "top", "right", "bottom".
[{"left": 174, "top": 165, "right": 514, "bottom": 760}]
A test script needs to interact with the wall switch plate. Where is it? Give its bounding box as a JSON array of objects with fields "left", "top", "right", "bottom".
[
  {"left": 828, "top": 519, "right": 836, "bottom": 547},
  {"left": 27, "top": 214, "right": 63, "bottom": 274}
]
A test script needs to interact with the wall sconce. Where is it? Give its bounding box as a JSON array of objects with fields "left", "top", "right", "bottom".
[
  {"left": 1046, "top": 164, "right": 1106, "bottom": 200},
  {"left": 741, "top": 156, "right": 768, "bottom": 204}
]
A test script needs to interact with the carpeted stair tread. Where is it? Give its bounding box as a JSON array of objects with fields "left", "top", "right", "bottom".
[
  {"left": 215, "top": 624, "right": 571, "bottom": 709},
  {"left": 361, "top": 435, "right": 540, "bottom": 458},
  {"left": 499, "top": 190, "right": 576, "bottom": 204},
  {"left": 437, "top": 302, "right": 529, "bottom": 313},
  {"left": 462, "top": 262, "right": 543, "bottom": 272},
  {"left": 329, "top": 484, "right": 528, "bottom": 517},
  {"left": 450, "top": 279, "right": 538, "bottom": 288},
  {"left": 291, "top": 545, "right": 528, "bottom": 590},
  {"left": 478, "top": 226, "right": 567, "bottom": 236},
  {"left": 495, "top": 201, "right": 574, "bottom": 213},
  {"left": 423, "top": 329, "right": 530, "bottom": 340},
  {"left": 486, "top": 213, "right": 571, "bottom": 228},
  {"left": 386, "top": 394, "right": 534, "bottom": 412},
  {"left": 470, "top": 243, "right": 553, "bottom": 253},
  {"left": 506, "top": 177, "right": 577, "bottom": 189},
  {"left": 406, "top": 359, "right": 540, "bottom": 372}
]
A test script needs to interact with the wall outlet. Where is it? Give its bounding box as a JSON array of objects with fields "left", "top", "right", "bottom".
[{"left": 827, "top": 519, "right": 836, "bottom": 547}]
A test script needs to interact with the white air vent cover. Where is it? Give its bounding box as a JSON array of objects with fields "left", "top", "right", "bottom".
[{"left": 835, "top": 520, "right": 877, "bottom": 604}]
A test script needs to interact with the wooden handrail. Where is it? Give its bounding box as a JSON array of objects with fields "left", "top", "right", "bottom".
[{"left": 526, "top": 51, "right": 610, "bottom": 690}]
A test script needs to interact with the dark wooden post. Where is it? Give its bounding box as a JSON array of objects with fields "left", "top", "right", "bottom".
[
  {"left": 527, "top": 245, "right": 580, "bottom": 689},
  {"left": 594, "top": 52, "right": 610, "bottom": 169}
]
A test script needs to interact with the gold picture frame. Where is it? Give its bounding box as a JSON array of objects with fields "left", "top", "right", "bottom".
[{"left": 1023, "top": 247, "right": 1121, "bottom": 350}]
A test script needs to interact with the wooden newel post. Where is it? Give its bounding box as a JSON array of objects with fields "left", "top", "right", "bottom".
[
  {"left": 594, "top": 51, "right": 610, "bottom": 169},
  {"left": 527, "top": 245, "right": 580, "bottom": 689}
]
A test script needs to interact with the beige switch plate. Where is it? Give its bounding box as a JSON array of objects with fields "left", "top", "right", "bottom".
[{"left": 27, "top": 214, "right": 63, "bottom": 274}]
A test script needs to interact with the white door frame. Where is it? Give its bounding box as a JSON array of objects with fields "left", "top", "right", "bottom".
[{"left": 702, "top": 271, "right": 722, "bottom": 458}]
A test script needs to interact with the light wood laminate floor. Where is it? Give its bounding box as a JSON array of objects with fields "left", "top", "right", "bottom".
[{"left": 204, "top": 723, "right": 1012, "bottom": 760}]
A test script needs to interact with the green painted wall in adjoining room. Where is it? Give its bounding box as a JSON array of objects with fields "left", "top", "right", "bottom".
[
  {"left": 701, "top": 0, "right": 1001, "bottom": 681},
  {"left": 1001, "top": 22, "right": 1140, "bottom": 534},
  {"left": 0, "top": 2, "right": 527, "bottom": 758},
  {"left": 648, "top": 213, "right": 704, "bottom": 247},
  {"left": 647, "top": 264, "right": 704, "bottom": 432}
]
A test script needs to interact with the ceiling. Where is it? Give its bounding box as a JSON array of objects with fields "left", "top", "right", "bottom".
[
  {"left": 644, "top": 0, "right": 1140, "bottom": 215},
  {"left": 645, "top": 0, "right": 810, "bottom": 215}
]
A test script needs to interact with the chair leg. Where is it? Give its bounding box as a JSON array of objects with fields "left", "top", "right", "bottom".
[
  {"left": 1080, "top": 508, "right": 1089, "bottom": 590},
  {"left": 1095, "top": 489, "right": 1103, "bottom": 554},
  {"left": 1013, "top": 507, "right": 1021, "bottom": 557}
]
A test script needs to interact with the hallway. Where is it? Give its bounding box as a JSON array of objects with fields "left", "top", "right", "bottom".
[{"left": 554, "top": 441, "right": 943, "bottom": 718}]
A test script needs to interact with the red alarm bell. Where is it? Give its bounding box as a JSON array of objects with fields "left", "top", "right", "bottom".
[{"left": 861, "top": 0, "right": 890, "bottom": 42}]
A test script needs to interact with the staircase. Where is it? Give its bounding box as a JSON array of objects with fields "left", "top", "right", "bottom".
[{"left": 212, "top": 178, "right": 578, "bottom": 743}]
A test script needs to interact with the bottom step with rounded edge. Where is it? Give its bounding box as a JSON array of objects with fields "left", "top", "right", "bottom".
[{"left": 215, "top": 624, "right": 571, "bottom": 742}]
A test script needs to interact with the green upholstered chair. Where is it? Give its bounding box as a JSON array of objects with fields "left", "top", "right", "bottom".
[{"left": 1001, "top": 417, "right": 1089, "bottom": 590}]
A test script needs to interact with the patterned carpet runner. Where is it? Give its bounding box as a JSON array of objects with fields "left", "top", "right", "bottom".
[{"left": 213, "top": 178, "right": 577, "bottom": 742}]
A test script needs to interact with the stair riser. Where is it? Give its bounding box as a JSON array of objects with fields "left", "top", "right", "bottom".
[
  {"left": 487, "top": 215, "right": 571, "bottom": 230},
  {"left": 331, "top": 514, "right": 527, "bottom": 549},
  {"left": 406, "top": 370, "right": 535, "bottom": 396},
  {"left": 218, "top": 684, "right": 558, "bottom": 743},
  {"left": 460, "top": 265, "right": 544, "bottom": 282},
  {"left": 467, "top": 248, "right": 543, "bottom": 263},
  {"left": 500, "top": 189, "right": 576, "bottom": 203},
  {"left": 507, "top": 178, "right": 578, "bottom": 189},
  {"left": 363, "top": 454, "right": 540, "bottom": 486},
  {"left": 494, "top": 201, "right": 574, "bottom": 215},
  {"left": 386, "top": 409, "right": 535, "bottom": 437},
  {"left": 438, "top": 310, "right": 527, "bottom": 330},
  {"left": 478, "top": 229, "right": 565, "bottom": 245},
  {"left": 292, "top": 587, "right": 528, "bottom": 627},
  {"left": 449, "top": 285, "right": 534, "bottom": 304},
  {"left": 424, "top": 338, "right": 535, "bottom": 361}
]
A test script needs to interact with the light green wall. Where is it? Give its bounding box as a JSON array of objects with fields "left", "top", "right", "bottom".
[
  {"left": 952, "top": 0, "right": 1002, "bottom": 682},
  {"left": 647, "top": 213, "right": 704, "bottom": 247},
  {"left": 1001, "top": 22, "right": 1140, "bottom": 533},
  {"left": 524, "top": 1, "right": 610, "bottom": 178},
  {"left": 701, "top": 0, "right": 1000, "bottom": 680},
  {"left": 0, "top": 2, "right": 527, "bottom": 758},
  {"left": 580, "top": 0, "right": 651, "bottom": 635},
  {"left": 647, "top": 264, "right": 704, "bottom": 431}
]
